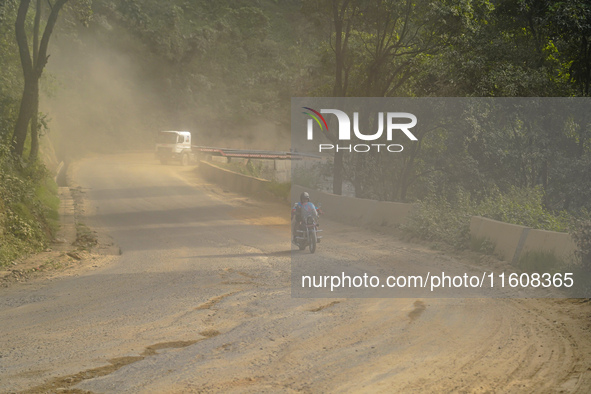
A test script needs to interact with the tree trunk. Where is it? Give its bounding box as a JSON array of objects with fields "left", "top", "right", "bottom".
[
  {"left": 352, "top": 108, "right": 372, "bottom": 197},
  {"left": 328, "top": 1, "right": 355, "bottom": 195},
  {"left": 29, "top": 0, "right": 41, "bottom": 162},
  {"left": 29, "top": 96, "right": 40, "bottom": 161},
  {"left": 353, "top": 152, "right": 363, "bottom": 197},
  {"left": 13, "top": 78, "right": 37, "bottom": 157},
  {"left": 332, "top": 0, "right": 345, "bottom": 97},
  {"left": 333, "top": 150, "right": 344, "bottom": 195},
  {"left": 12, "top": 0, "right": 33, "bottom": 156},
  {"left": 541, "top": 159, "right": 548, "bottom": 208},
  {"left": 399, "top": 145, "right": 417, "bottom": 201}
]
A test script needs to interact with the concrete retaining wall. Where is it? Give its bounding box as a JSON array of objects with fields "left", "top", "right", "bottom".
[
  {"left": 470, "top": 216, "right": 577, "bottom": 264},
  {"left": 209, "top": 157, "right": 291, "bottom": 182},
  {"left": 521, "top": 229, "right": 577, "bottom": 261},
  {"left": 199, "top": 161, "right": 271, "bottom": 195},
  {"left": 368, "top": 201, "right": 415, "bottom": 227},
  {"left": 470, "top": 216, "right": 529, "bottom": 262},
  {"left": 295, "top": 185, "right": 576, "bottom": 264},
  {"left": 195, "top": 171, "right": 575, "bottom": 264},
  {"left": 291, "top": 184, "right": 414, "bottom": 228}
]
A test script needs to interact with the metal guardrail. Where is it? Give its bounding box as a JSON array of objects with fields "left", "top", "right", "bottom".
[{"left": 192, "top": 146, "right": 320, "bottom": 160}]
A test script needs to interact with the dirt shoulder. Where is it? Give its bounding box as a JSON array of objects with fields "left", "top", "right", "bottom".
[{"left": 0, "top": 163, "right": 119, "bottom": 288}]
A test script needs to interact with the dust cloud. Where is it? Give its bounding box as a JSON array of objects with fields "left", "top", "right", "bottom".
[{"left": 41, "top": 25, "right": 289, "bottom": 163}]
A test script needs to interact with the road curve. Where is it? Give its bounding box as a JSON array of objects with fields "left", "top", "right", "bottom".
[{"left": 0, "top": 153, "right": 589, "bottom": 393}]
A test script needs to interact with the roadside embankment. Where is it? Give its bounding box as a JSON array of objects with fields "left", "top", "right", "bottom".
[
  {"left": 198, "top": 160, "right": 290, "bottom": 202},
  {"left": 198, "top": 160, "right": 272, "bottom": 195},
  {"left": 209, "top": 156, "right": 291, "bottom": 182},
  {"left": 0, "top": 154, "right": 60, "bottom": 267},
  {"left": 470, "top": 216, "right": 577, "bottom": 264},
  {"left": 291, "top": 184, "right": 414, "bottom": 228},
  {"left": 198, "top": 162, "right": 577, "bottom": 268},
  {"left": 292, "top": 184, "right": 576, "bottom": 267}
]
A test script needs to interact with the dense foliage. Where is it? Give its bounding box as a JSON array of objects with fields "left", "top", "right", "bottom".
[
  {"left": 402, "top": 185, "right": 572, "bottom": 250},
  {"left": 0, "top": 0, "right": 62, "bottom": 265},
  {"left": 0, "top": 143, "right": 59, "bottom": 265},
  {"left": 43, "top": 0, "right": 314, "bottom": 152}
]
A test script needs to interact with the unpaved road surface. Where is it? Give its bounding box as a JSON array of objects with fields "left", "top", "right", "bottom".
[{"left": 1, "top": 152, "right": 590, "bottom": 393}]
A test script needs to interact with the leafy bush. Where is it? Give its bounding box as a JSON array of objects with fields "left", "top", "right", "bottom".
[
  {"left": 403, "top": 186, "right": 572, "bottom": 250},
  {"left": 517, "top": 251, "right": 562, "bottom": 274},
  {"left": 402, "top": 190, "right": 473, "bottom": 249},
  {"left": 264, "top": 181, "right": 290, "bottom": 201},
  {"left": 245, "top": 160, "right": 263, "bottom": 178},
  {"left": 566, "top": 219, "right": 591, "bottom": 296},
  {"left": 292, "top": 164, "right": 322, "bottom": 190},
  {"left": 571, "top": 218, "right": 591, "bottom": 273},
  {"left": 0, "top": 143, "right": 58, "bottom": 267},
  {"left": 470, "top": 236, "right": 496, "bottom": 255},
  {"left": 476, "top": 186, "right": 570, "bottom": 232}
]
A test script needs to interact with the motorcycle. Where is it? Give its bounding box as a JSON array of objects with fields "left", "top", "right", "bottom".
[{"left": 293, "top": 204, "right": 323, "bottom": 253}]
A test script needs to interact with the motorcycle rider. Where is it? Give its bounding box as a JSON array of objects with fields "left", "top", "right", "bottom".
[{"left": 292, "top": 192, "right": 321, "bottom": 243}]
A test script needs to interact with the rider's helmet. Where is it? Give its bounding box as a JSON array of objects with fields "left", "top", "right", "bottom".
[{"left": 300, "top": 192, "right": 310, "bottom": 203}]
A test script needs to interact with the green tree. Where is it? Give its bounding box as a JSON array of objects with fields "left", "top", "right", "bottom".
[
  {"left": 12, "top": 0, "right": 68, "bottom": 159},
  {"left": 0, "top": 0, "right": 22, "bottom": 142}
]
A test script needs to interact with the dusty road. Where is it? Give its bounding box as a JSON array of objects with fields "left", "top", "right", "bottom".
[{"left": 1, "top": 153, "right": 590, "bottom": 393}]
